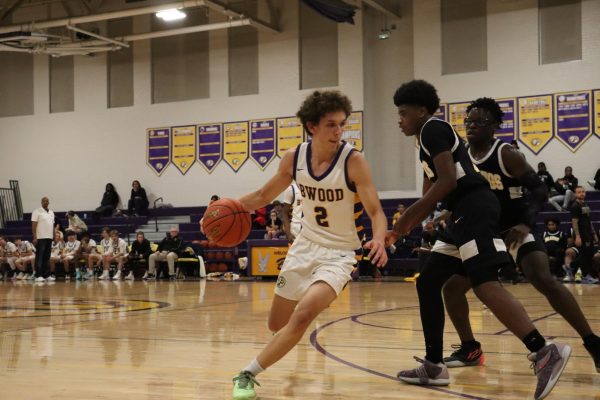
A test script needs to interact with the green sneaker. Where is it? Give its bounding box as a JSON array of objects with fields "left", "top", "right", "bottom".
[{"left": 232, "top": 371, "right": 260, "bottom": 400}]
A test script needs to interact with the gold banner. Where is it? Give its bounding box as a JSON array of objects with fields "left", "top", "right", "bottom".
[
  {"left": 171, "top": 125, "right": 196, "bottom": 175},
  {"left": 342, "top": 111, "right": 363, "bottom": 151},
  {"left": 518, "top": 95, "right": 553, "bottom": 154},
  {"left": 448, "top": 102, "right": 470, "bottom": 138},
  {"left": 276, "top": 117, "right": 304, "bottom": 158},
  {"left": 223, "top": 121, "right": 249, "bottom": 172}
]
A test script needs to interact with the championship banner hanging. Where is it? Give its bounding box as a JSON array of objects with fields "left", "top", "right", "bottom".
[
  {"left": 171, "top": 125, "right": 196, "bottom": 175},
  {"left": 276, "top": 117, "right": 304, "bottom": 158},
  {"left": 554, "top": 91, "right": 592, "bottom": 152},
  {"left": 594, "top": 89, "right": 600, "bottom": 138},
  {"left": 496, "top": 98, "right": 517, "bottom": 143},
  {"left": 517, "top": 95, "right": 553, "bottom": 154},
  {"left": 449, "top": 102, "right": 470, "bottom": 138},
  {"left": 342, "top": 111, "right": 363, "bottom": 151},
  {"left": 223, "top": 121, "right": 249, "bottom": 172},
  {"left": 146, "top": 128, "right": 171, "bottom": 176},
  {"left": 197, "top": 123, "right": 223, "bottom": 173},
  {"left": 434, "top": 104, "right": 447, "bottom": 121},
  {"left": 250, "top": 119, "right": 276, "bottom": 170}
]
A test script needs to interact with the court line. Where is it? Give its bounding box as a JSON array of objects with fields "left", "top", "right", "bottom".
[
  {"left": 310, "top": 306, "right": 492, "bottom": 400},
  {"left": 493, "top": 312, "right": 558, "bottom": 335}
]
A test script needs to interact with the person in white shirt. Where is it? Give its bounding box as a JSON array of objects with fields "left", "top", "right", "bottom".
[
  {"left": 66, "top": 211, "right": 88, "bottom": 235},
  {"left": 14, "top": 237, "right": 36, "bottom": 280},
  {"left": 106, "top": 230, "right": 129, "bottom": 280},
  {"left": 48, "top": 231, "right": 65, "bottom": 281},
  {"left": 61, "top": 231, "right": 81, "bottom": 280},
  {"left": 32, "top": 197, "right": 55, "bottom": 282},
  {"left": 89, "top": 228, "right": 112, "bottom": 280},
  {"left": 0, "top": 236, "right": 18, "bottom": 279},
  {"left": 78, "top": 232, "right": 97, "bottom": 280}
]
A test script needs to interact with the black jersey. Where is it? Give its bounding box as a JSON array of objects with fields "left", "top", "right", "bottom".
[
  {"left": 543, "top": 230, "right": 566, "bottom": 251},
  {"left": 419, "top": 118, "right": 488, "bottom": 210},
  {"left": 468, "top": 139, "right": 528, "bottom": 232}
]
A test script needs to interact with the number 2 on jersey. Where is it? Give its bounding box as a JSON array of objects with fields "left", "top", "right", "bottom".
[{"left": 314, "top": 206, "right": 329, "bottom": 227}]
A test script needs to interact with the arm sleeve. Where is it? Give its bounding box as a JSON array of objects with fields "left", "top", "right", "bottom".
[
  {"left": 31, "top": 210, "right": 39, "bottom": 222},
  {"left": 420, "top": 121, "right": 455, "bottom": 159}
]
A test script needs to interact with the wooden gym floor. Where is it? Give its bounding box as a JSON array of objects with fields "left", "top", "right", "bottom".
[{"left": 0, "top": 279, "right": 598, "bottom": 399}]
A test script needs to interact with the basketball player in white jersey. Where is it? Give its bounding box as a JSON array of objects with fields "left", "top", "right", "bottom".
[
  {"left": 280, "top": 182, "right": 303, "bottom": 240},
  {"left": 232, "top": 90, "right": 388, "bottom": 400}
]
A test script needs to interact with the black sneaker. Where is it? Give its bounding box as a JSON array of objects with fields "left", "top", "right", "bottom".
[
  {"left": 169, "top": 274, "right": 176, "bottom": 281},
  {"left": 443, "top": 342, "right": 485, "bottom": 368},
  {"left": 584, "top": 341, "right": 600, "bottom": 373}
]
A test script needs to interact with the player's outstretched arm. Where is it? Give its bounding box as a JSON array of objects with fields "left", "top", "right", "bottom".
[
  {"left": 393, "top": 151, "right": 457, "bottom": 237},
  {"left": 239, "top": 149, "right": 294, "bottom": 212},
  {"left": 348, "top": 152, "right": 388, "bottom": 267},
  {"left": 501, "top": 145, "right": 548, "bottom": 247}
]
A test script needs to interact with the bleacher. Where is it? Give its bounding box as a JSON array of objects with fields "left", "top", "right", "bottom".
[{"left": 2, "top": 190, "right": 598, "bottom": 278}]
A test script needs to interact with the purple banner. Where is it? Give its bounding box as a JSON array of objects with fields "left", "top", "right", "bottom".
[
  {"left": 250, "top": 119, "right": 276, "bottom": 170},
  {"left": 433, "top": 104, "right": 447, "bottom": 121},
  {"left": 197, "top": 123, "right": 222, "bottom": 173},
  {"left": 554, "top": 91, "right": 592, "bottom": 152},
  {"left": 496, "top": 98, "right": 517, "bottom": 143},
  {"left": 146, "top": 128, "right": 171, "bottom": 176}
]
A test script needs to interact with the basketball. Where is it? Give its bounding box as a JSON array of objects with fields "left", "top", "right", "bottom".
[{"left": 201, "top": 198, "right": 251, "bottom": 247}]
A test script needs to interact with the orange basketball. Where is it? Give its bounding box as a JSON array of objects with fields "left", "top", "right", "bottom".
[{"left": 201, "top": 198, "right": 251, "bottom": 248}]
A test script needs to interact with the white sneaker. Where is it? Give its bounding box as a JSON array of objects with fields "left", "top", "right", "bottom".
[
  {"left": 125, "top": 271, "right": 134, "bottom": 281},
  {"left": 35, "top": 276, "right": 46, "bottom": 282},
  {"left": 46, "top": 275, "right": 56, "bottom": 282},
  {"left": 99, "top": 271, "right": 110, "bottom": 280},
  {"left": 112, "top": 271, "right": 122, "bottom": 280},
  {"left": 142, "top": 271, "right": 148, "bottom": 280},
  {"left": 16, "top": 272, "right": 24, "bottom": 280},
  {"left": 23, "top": 274, "right": 30, "bottom": 280}
]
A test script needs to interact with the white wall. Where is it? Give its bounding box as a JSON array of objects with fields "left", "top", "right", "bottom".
[
  {"left": 2, "top": 0, "right": 600, "bottom": 212},
  {"left": 413, "top": 0, "right": 600, "bottom": 185},
  {"left": 0, "top": 1, "right": 366, "bottom": 212}
]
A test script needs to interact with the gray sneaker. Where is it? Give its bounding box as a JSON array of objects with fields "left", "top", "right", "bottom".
[
  {"left": 528, "top": 342, "right": 571, "bottom": 400},
  {"left": 582, "top": 275, "right": 599, "bottom": 284},
  {"left": 397, "top": 357, "right": 450, "bottom": 386}
]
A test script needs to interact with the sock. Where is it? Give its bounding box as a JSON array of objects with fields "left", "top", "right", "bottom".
[
  {"left": 461, "top": 339, "right": 479, "bottom": 350},
  {"left": 583, "top": 334, "right": 600, "bottom": 347},
  {"left": 243, "top": 359, "right": 265, "bottom": 377},
  {"left": 523, "top": 329, "right": 546, "bottom": 353}
]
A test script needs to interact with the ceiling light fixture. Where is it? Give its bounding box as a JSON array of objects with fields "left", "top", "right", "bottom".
[{"left": 155, "top": 8, "right": 187, "bottom": 21}]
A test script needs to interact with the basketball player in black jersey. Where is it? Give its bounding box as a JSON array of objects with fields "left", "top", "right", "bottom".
[
  {"left": 441, "top": 98, "right": 600, "bottom": 373},
  {"left": 388, "top": 81, "right": 570, "bottom": 400}
]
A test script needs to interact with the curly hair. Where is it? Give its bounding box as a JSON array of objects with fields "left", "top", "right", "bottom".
[
  {"left": 296, "top": 90, "right": 352, "bottom": 135},
  {"left": 392, "top": 80, "right": 440, "bottom": 114},
  {"left": 466, "top": 97, "right": 504, "bottom": 124}
]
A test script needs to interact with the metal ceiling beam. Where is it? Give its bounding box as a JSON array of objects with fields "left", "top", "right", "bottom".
[
  {"left": 0, "top": 0, "right": 26, "bottom": 22},
  {"left": 362, "top": 0, "right": 401, "bottom": 19},
  {"left": 0, "top": 0, "right": 279, "bottom": 34}
]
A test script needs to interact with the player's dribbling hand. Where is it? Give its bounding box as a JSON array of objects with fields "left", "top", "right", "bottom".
[{"left": 364, "top": 239, "right": 388, "bottom": 267}]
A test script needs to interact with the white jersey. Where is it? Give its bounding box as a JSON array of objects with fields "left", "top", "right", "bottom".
[
  {"left": 51, "top": 241, "right": 65, "bottom": 257},
  {"left": 99, "top": 238, "right": 113, "bottom": 255},
  {"left": 63, "top": 240, "right": 81, "bottom": 255},
  {"left": 111, "top": 238, "right": 128, "bottom": 256},
  {"left": 283, "top": 182, "right": 303, "bottom": 237},
  {"left": 17, "top": 241, "right": 35, "bottom": 255},
  {"left": 293, "top": 141, "right": 361, "bottom": 250}
]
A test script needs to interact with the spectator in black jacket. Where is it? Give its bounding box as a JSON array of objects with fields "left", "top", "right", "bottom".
[
  {"left": 147, "top": 227, "right": 183, "bottom": 280},
  {"left": 549, "top": 166, "right": 578, "bottom": 211},
  {"left": 542, "top": 218, "right": 567, "bottom": 277},
  {"left": 129, "top": 231, "right": 152, "bottom": 280},
  {"left": 588, "top": 168, "right": 600, "bottom": 191},
  {"left": 128, "top": 180, "right": 149, "bottom": 216},
  {"left": 537, "top": 162, "right": 555, "bottom": 194},
  {"left": 94, "top": 183, "right": 119, "bottom": 217}
]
